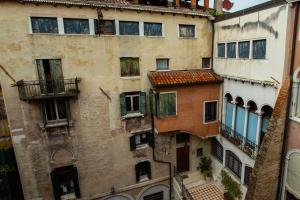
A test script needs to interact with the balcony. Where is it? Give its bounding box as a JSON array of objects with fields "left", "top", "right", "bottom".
[
  {"left": 16, "top": 78, "right": 80, "bottom": 100},
  {"left": 221, "top": 124, "right": 257, "bottom": 159}
]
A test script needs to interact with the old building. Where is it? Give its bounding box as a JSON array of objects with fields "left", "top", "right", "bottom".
[{"left": 0, "top": 0, "right": 219, "bottom": 199}]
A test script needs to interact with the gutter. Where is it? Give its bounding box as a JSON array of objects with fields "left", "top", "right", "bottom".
[
  {"left": 150, "top": 89, "right": 172, "bottom": 200},
  {"left": 277, "top": 2, "right": 299, "bottom": 199}
]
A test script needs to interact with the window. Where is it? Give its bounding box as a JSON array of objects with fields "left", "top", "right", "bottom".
[
  {"left": 119, "top": 21, "right": 139, "bottom": 35},
  {"left": 144, "top": 192, "right": 164, "bottom": 200},
  {"left": 179, "top": 24, "right": 195, "bottom": 38},
  {"left": 202, "top": 58, "right": 211, "bottom": 69},
  {"left": 43, "top": 99, "right": 68, "bottom": 122},
  {"left": 135, "top": 161, "right": 151, "bottom": 182},
  {"left": 156, "top": 59, "right": 169, "bottom": 70},
  {"left": 217, "top": 43, "right": 225, "bottom": 58},
  {"left": 31, "top": 17, "right": 58, "bottom": 33},
  {"left": 120, "top": 57, "right": 140, "bottom": 77},
  {"left": 286, "top": 191, "right": 299, "bottom": 200},
  {"left": 144, "top": 22, "right": 162, "bottom": 36},
  {"left": 158, "top": 92, "right": 176, "bottom": 117},
  {"left": 252, "top": 39, "right": 266, "bottom": 59},
  {"left": 176, "top": 133, "right": 190, "bottom": 144},
  {"left": 211, "top": 138, "right": 223, "bottom": 163},
  {"left": 98, "top": 20, "right": 115, "bottom": 35},
  {"left": 204, "top": 101, "right": 217, "bottom": 123},
  {"left": 197, "top": 148, "right": 203, "bottom": 157},
  {"left": 226, "top": 150, "right": 242, "bottom": 179},
  {"left": 130, "top": 131, "right": 154, "bottom": 150},
  {"left": 227, "top": 42, "right": 236, "bottom": 58},
  {"left": 63, "top": 18, "right": 90, "bottom": 34},
  {"left": 120, "top": 92, "right": 146, "bottom": 117},
  {"left": 244, "top": 166, "right": 252, "bottom": 186},
  {"left": 50, "top": 166, "right": 80, "bottom": 200},
  {"left": 238, "top": 41, "right": 250, "bottom": 59}
]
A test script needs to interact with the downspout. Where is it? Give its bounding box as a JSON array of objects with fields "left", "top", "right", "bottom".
[
  {"left": 211, "top": 20, "right": 215, "bottom": 71},
  {"left": 277, "top": 2, "right": 299, "bottom": 199},
  {"left": 150, "top": 89, "right": 172, "bottom": 200}
]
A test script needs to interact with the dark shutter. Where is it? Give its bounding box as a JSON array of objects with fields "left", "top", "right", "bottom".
[
  {"left": 120, "top": 93, "right": 127, "bottom": 116},
  {"left": 135, "top": 163, "right": 140, "bottom": 182},
  {"left": 146, "top": 161, "right": 151, "bottom": 179},
  {"left": 147, "top": 131, "right": 154, "bottom": 148},
  {"left": 72, "top": 166, "right": 81, "bottom": 198},
  {"left": 140, "top": 92, "right": 146, "bottom": 115},
  {"left": 50, "top": 169, "right": 60, "bottom": 200},
  {"left": 94, "top": 19, "right": 100, "bottom": 35},
  {"left": 130, "top": 135, "right": 136, "bottom": 151}
]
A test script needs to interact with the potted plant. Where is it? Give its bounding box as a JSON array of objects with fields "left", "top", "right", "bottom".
[
  {"left": 203, "top": 169, "right": 212, "bottom": 181},
  {"left": 221, "top": 170, "right": 242, "bottom": 200},
  {"left": 198, "top": 157, "right": 212, "bottom": 179}
]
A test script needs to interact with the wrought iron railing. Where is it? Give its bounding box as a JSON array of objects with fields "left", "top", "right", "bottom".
[
  {"left": 174, "top": 166, "right": 193, "bottom": 200},
  {"left": 16, "top": 78, "right": 79, "bottom": 100},
  {"left": 221, "top": 123, "right": 257, "bottom": 159}
]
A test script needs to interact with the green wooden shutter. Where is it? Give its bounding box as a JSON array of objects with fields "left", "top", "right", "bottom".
[
  {"left": 140, "top": 92, "right": 146, "bottom": 115},
  {"left": 120, "top": 93, "right": 127, "bottom": 116},
  {"left": 50, "top": 169, "right": 60, "bottom": 200},
  {"left": 72, "top": 166, "right": 81, "bottom": 198},
  {"left": 147, "top": 131, "right": 154, "bottom": 148},
  {"left": 129, "top": 135, "right": 136, "bottom": 151},
  {"left": 36, "top": 59, "right": 47, "bottom": 94},
  {"left": 120, "top": 58, "right": 128, "bottom": 77},
  {"left": 50, "top": 59, "right": 64, "bottom": 93},
  {"left": 146, "top": 161, "right": 151, "bottom": 179},
  {"left": 132, "top": 58, "right": 140, "bottom": 76},
  {"left": 135, "top": 163, "right": 140, "bottom": 182}
]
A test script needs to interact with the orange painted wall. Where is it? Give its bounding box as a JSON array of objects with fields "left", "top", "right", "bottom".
[{"left": 154, "top": 83, "right": 221, "bottom": 137}]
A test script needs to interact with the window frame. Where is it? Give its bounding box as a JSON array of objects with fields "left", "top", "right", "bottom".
[
  {"left": 29, "top": 16, "right": 59, "bottom": 34},
  {"left": 203, "top": 100, "right": 218, "bottom": 124},
  {"left": 98, "top": 19, "right": 116, "bottom": 35},
  {"left": 202, "top": 57, "right": 211, "bottom": 69},
  {"left": 238, "top": 40, "right": 250, "bottom": 59},
  {"left": 252, "top": 39, "right": 267, "bottom": 60},
  {"left": 125, "top": 93, "right": 140, "bottom": 113},
  {"left": 158, "top": 91, "right": 177, "bottom": 118},
  {"left": 211, "top": 138, "right": 223, "bottom": 163},
  {"left": 120, "top": 57, "right": 140, "bottom": 77},
  {"left": 63, "top": 18, "right": 90, "bottom": 35},
  {"left": 135, "top": 161, "right": 151, "bottom": 182},
  {"left": 156, "top": 58, "right": 170, "bottom": 71},
  {"left": 227, "top": 42, "right": 237, "bottom": 58},
  {"left": 225, "top": 150, "right": 242, "bottom": 179},
  {"left": 217, "top": 43, "right": 226, "bottom": 58},
  {"left": 143, "top": 22, "right": 163, "bottom": 37},
  {"left": 178, "top": 24, "right": 196, "bottom": 38},
  {"left": 42, "top": 99, "right": 69, "bottom": 124},
  {"left": 119, "top": 20, "right": 140, "bottom": 36}
]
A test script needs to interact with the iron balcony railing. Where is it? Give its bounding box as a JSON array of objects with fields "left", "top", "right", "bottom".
[
  {"left": 221, "top": 123, "right": 257, "bottom": 159},
  {"left": 16, "top": 78, "right": 80, "bottom": 100}
]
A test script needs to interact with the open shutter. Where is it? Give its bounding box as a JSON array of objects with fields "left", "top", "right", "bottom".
[
  {"left": 135, "top": 163, "right": 140, "bottom": 182},
  {"left": 147, "top": 131, "right": 154, "bottom": 148},
  {"left": 72, "top": 166, "right": 81, "bottom": 198},
  {"left": 120, "top": 93, "right": 127, "bottom": 116},
  {"left": 129, "top": 135, "right": 136, "bottom": 151},
  {"left": 50, "top": 59, "right": 64, "bottom": 93},
  {"left": 94, "top": 19, "right": 100, "bottom": 35},
  {"left": 50, "top": 170, "right": 60, "bottom": 200},
  {"left": 36, "top": 59, "right": 47, "bottom": 94},
  {"left": 140, "top": 92, "right": 146, "bottom": 115},
  {"left": 146, "top": 161, "right": 151, "bottom": 179}
]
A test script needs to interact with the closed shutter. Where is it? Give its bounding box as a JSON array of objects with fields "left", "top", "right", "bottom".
[
  {"left": 130, "top": 135, "right": 136, "bottom": 151},
  {"left": 150, "top": 91, "right": 158, "bottom": 116},
  {"left": 120, "top": 93, "right": 127, "bottom": 116},
  {"left": 147, "top": 131, "right": 154, "bottom": 148},
  {"left": 50, "top": 169, "right": 60, "bottom": 200},
  {"left": 146, "top": 161, "right": 151, "bottom": 179},
  {"left": 140, "top": 92, "right": 146, "bottom": 115},
  {"left": 135, "top": 163, "right": 140, "bottom": 182},
  {"left": 72, "top": 166, "right": 81, "bottom": 198}
]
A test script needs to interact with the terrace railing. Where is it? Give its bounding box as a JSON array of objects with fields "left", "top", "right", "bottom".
[{"left": 16, "top": 78, "right": 79, "bottom": 100}]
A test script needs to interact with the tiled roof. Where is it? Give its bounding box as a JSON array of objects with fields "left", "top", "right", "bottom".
[
  {"left": 148, "top": 69, "right": 223, "bottom": 88},
  {"left": 16, "top": 0, "right": 212, "bottom": 17}
]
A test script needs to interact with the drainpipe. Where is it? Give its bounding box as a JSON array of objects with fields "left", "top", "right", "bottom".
[
  {"left": 277, "top": 2, "right": 299, "bottom": 199},
  {"left": 211, "top": 21, "right": 215, "bottom": 71},
  {"left": 150, "top": 89, "right": 172, "bottom": 200}
]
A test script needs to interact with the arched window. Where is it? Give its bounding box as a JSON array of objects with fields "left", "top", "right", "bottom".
[
  {"left": 246, "top": 101, "right": 258, "bottom": 148},
  {"left": 234, "top": 97, "right": 245, "bottom": 137},
  {"left": 224, "top": 94, "right": 233, "bottom": 129}
]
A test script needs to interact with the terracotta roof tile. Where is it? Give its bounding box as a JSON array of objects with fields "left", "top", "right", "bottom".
[{"left": 148, "top": 69, "right": 223, "bottom": 88}]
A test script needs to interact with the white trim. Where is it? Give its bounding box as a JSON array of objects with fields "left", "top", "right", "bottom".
[
  {"left": 201, "top": 57, "right": 212, "bottom": 69},
  {"left": 89, "top": 19, "right": 95, "bottom": 35},
  {"left": 28, "top": 16, "right": 33, "bottom": 34},
  {"left": 140, "top": 21, "right": 144, "bottom": 36},
  {"left": 178, "top": 24, "right": 196, "bottom": 39},
  {"left": 115, "top": 20, "right": 120, "bottom": 35},
  {"left": 57, "top": 17, "right": 64, "bottom": 34},
  {"left": 203, "top": 100, "right": 219, "bottom": 125}
]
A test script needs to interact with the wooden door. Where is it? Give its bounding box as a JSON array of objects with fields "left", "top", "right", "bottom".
[{"left": 176, "top": 146, "right": 189, "bottom": 173}]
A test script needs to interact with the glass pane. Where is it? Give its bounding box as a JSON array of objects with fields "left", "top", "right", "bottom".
[
  {"left": 56, "top": 99, "right": 67, "bottom": 119},
  {"left": 205, "top": 102, "right": 217, "bottom": 122},
  {"left": 238, "top": 41, "right": 250, "bottom": 59},
  {"left": 156, "top": 59, "right": 169, "bottom": 70},
  {"left": 31, "top": 17, "right": 58, "bottom": 33},
  {"left": 218, "top": 43, "right": 225, "bottom": 58},
  {"left": 45, "top": 100, "right": 57, "bottom": 121},
  {"left": 253, "top": 39, "right": 266, "bottom": 59},
  {"left": 125, "top": 96, "right": 132, "bottom": 112},
  {"left": 179, "top": 25, "right": 195, "bottom": 37},
  {"left": 202, "top": 58, "right": 210, "bottom": 69},
  {"left": 135, "top": 134, "right": 141, "bottom": 145},
  {"left": 144, "top": 23, "right": 162, "bottom": 36},
  {"left": 119, "top": 21, "right": 139, "bottom": 35},
  {"left": 132, "top": 96, "right": 140, "bottom": 111},
  {"left": 100, "top": 20, "right": 115, "bottom": 35},
  {"left": 63, "top": 18, "right": 90, "bottom": 34},
  {"left": 227, "top": 42, "right": 236, "bottom": 58}
]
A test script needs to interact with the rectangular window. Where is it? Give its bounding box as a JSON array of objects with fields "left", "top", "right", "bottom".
[
  {"left": 125, "top": 93, "right": 140, "bottom": 113},
  {"left": 176, "top": 133, "right": 190, "bottom": 144},
  {"left": 217, "top": 43, "right": 225, "bottom": 58},
  {"left": 179, "top": 24, "right": 195, "bottom": 38},
  {"left": 119, "top": 21, "right": 139, "bottom": 35},
  {"left": 135, "top": 161, "right": 151, "bottom": 182},
  {"left": 31, "top": 17, "right": 58, "bottom": 33},
  {"left": 238, "top": 41, "right": 250, "bottom": 59},
  {"left": 211, "top": 138, "right": 223, "bottom": 163},
  {"left": 130, "top": 131, "right": 154, "bottom": 150},
  {"left": 204, "top": 101, "right": 217, "bottom": 123},
  {"left": 156, "top": 59, "right": 169, "bottom": 70},
  {"left": 252, "top": 39, "right": 266, "bottom": 59},
  {"left": 244, "top": 166, "right": 252, "bottom": 186},
  {"left": 144, "top": 22, "right": 162, "bottom": 36},
  {"left": 196, "top": 148, "right": 203, "bottom": 157},
  {"left": 63, "top": 18, "right": 90, "bottom": 34},
  {"left": 202, "top": 58, "right": 211, "bottom": 69},
  {"left": 120, "top": 92, "right": 146, "bottom": 117},
  {"left": 120, "top": 57, "right": 140, "bottom": 77},
  {"left": 43, "top": 99, "right": 67, "bottom": 122},
  {"left": 99, "top": 20, "right": 115, "bottom": 35},
  {"left": 227, "top": 42, "right": 236, "bottom": 58},
  {"left": 159, "top": 92, "right": 176, "bottom": 117},
  {"left": 226, "top": 151, "right": 242, "bottom": 179}
]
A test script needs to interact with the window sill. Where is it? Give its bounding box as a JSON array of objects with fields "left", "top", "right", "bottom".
[
  {"left": 178, "top": 37, "right": 196, "bottom": 39},
  {"left": 135, "top": 144, "right": 149, "bottom": 150},
  {"left": 122, "top": 113, "right": 144, "bottom": 119},
  {"left": 144, "top": 35, "right": 164, "bottom": 38},
  {"left": 290, "top": 117, "right": 300, "bottom": 124},
  {"left": 120, "top": 76, "right": 141, "bottom": 80},
  {"left": 29, "top": 33, "right": 91, "bottom": 36},
  {"left": 40, "top": 120, "right": 72, "bottom": 129},
  {"left": 203, "top": 120, "right": 218, "bottom": 125},
  {"left": 61, "top": 193, "right": 76, "bottom": 200},
  {"left": 139, "top": 176, "right": 150, "bottom": 183}
]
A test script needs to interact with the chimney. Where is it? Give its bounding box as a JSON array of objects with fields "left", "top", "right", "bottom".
[
  {"left": 204, "top": 0, "right": 209, "bottom": 10},
  {"left": 175, "top": 0, "right": 180, "bottom": 7},
  {"left": 214, "top": 0, "right": 223, "bottom": 13},
  {"left": 191, "top": 0, "right": 197, "bottom": 9}
]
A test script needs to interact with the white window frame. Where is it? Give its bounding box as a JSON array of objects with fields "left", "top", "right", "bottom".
[
  {"left": 216, "top": 42, "right": 226, "bottom": 58},
  {"left": 158, "top": 91, "right": 177, "bottom": 117},
  {"left": 226, "top": 41, "right": 237, "bottom": 59},
  {"left": 125, "top": 93, "right": 140, "bottom": 113},
  {"left": 237, "top": 40, "right": 251, "bottom": 59},
  {"left": 203, "top": 100, "right": 218, "bottom": 124},
  {"left": 143, "top": 22, "right": 164, "bottom": 37},
  {"left": 251, "top": 38, "right": 267, "bottom": 60},
  {"left": 201, "top": 57, "right": 211, "bottom": 69},
  {"left": 29, "top": 16, "right": 60, "bottom": 34},
  {"left": 178, "top": 24, "right": 196, "bottom": 38},
  {"left": 118, "top": 20, "right": 140, "bottom": 36},
  {"left": 156, "top": 58, "right": 170, "bottom": 71}
]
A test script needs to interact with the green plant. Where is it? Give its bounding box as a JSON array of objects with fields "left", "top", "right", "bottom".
[
  {"left": 198, "top": 156, "right": 212, "bottom": 173},
  {"left": 203, "top": 169, "right": 212, "bottom": 178},
  {"left": 208, "top": 9, "right": 224, "bottom": 17},
  {"left": 221, "top": 170, "right": 242, "bottom": 200}
]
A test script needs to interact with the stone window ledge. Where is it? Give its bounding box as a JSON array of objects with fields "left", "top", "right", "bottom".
[
  {"left": 122, "top": 113, "right": 144, "bottom": 120},
  {"left": 290, "top": 117, "right": 300, "bottom": 124}
]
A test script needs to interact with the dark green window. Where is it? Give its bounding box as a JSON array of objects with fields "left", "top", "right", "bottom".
[
  {"left": 252, "top": 39, "right": 266, "bottom": 59},
  {"left": 120, "top": 58, "right": 140, "bottom": 77},
  {"left": 31, "top": 17, "right": 58, "bottom": 33},
  {"left": 120, "top": 92, "right": 146, "bottom": 117},
  {"left": 227, "top": 42, "right": 236, "bottom": 58},
  {"left": 159, "top": 93, "right": 176, "bottom": 117},
  {"left": 238, "top": 41, "right": 250, "bottom": 59},
  {"left": 218, "top": 43, "right": 225, "bottom": 58}
]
